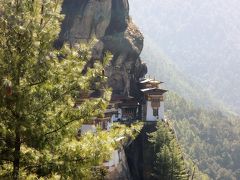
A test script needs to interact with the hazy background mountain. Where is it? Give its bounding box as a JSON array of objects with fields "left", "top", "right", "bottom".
[
  {"left": 139, "top": 36, "right": 229, "bottom": 111},
  {"left": 129, "top": 0, "right": 240, "bottom": 113},
  {"left": 128, "top": 1, "right": 240, "bottom": 178}
]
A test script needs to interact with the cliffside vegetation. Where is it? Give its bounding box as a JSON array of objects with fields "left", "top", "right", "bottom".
[
  {"left": 149, "top": 122, "right": 188, "bottom": 180},
  {"left": 166, "top": 93, "right": 240, "bottom": 179},
  {"left": 0, "top": 1, "right": 142, "bottom": 179}
]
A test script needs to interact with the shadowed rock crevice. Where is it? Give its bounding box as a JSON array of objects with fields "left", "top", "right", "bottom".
[
  {"left": 125, "top": 123, "right": 157, "bottom": 180},
  {"left": 105, "top": 0, "right": 129, "bottom": 34}
]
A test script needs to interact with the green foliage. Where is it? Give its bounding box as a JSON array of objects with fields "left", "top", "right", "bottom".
[
  {"left": 0, "top": 1, "right": 143, "bottom": 179},
  {"left": 166, "top": 92, "right": 240, "bottom": 179},
  {"left": 149, "top": 122, "right": 188, "bottom": 180}
]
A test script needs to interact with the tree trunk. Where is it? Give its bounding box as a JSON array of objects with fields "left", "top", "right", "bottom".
[{"left": 13, "top": 127, "right": 21, "bottom": 180}]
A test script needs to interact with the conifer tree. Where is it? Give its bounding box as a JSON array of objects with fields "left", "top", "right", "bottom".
[
  {"left": 149, "top": 122, "right": 188, "bottom": 180},
  {"left": 0, "top": 1, "right": 143, "bottom": 179}
]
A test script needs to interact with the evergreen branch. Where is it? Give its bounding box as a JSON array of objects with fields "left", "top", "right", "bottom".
[
  {"left": 28, "top": 78, "right": 47, "bottom": 87},
  {"left": 0, "top": 158, "right": 13, "bottom": 163},
  {"left": 0, "top": 137, "right": 6, "bottom": 141},
  {"left": 38, "top": 0, "right": 61, "bottom": 33},
  {"left": 32, "top": 88, "right": 73, "bottom": 114},
  {"left": 23, "top": 157, "right": 87, "bottom": 171},
  {"left": 44, "top": 118, "right": 79, "bottom": 136},
  {"left": 43, "top": 102, "right": 99, "bottom": 136}
]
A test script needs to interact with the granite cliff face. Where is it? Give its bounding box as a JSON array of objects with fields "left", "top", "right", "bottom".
[{"left": 58, "top": 0, "right": 147, "bottom": 96}]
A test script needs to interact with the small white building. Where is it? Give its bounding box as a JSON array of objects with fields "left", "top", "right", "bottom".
[
  {"left": 80, "top": 124, "right": 97, "bottom": 135},
  {"left": 103, "top": 150, "right": 120, "bottom": 171},
  {"left": 110, "top": 95, "right": 140, "bottom": 122},
  {"left": 103, "top": 137, "right": 125, "bottom": 171},
  {"left": 140, "top": 78, "right": 167, "bottom": 121}
]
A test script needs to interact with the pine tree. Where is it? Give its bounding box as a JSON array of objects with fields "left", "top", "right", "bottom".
[
  {"left": 0, "top": 1, "right": 143, "bottom": 179},
  {"left": 149, "top": 122, "right": 188, "bottom": 180},
  {"left": 169, "top": 140, "right": 189, "bottom": 179},
  {"left": 153, "top": 145, "right": 172, "bottom": 179}
]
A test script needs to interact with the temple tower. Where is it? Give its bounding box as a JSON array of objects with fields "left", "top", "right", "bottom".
[{"left": 139, "top": 77, "right": 167, "bottom": 121}]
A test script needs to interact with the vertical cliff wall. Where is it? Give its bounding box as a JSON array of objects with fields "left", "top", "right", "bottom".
[
  {"left": 57, "top": 0, "right": 147, "bottom": 97},
  {"left": 125, "top": 123, "right": 157, "bottom": 180}
]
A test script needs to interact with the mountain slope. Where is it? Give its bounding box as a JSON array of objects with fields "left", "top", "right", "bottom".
[
  {"left": 128, "top": 1, "right": 240, "bottom": 179},
  {"left": 140, "top": 37, "right": 227, "bottom": 111},
  {"left": 129, "top": 0, "right": 240, "bottom": 113},
  {"left": 165, "top": 93, "right": 240, "bottom": 179}
]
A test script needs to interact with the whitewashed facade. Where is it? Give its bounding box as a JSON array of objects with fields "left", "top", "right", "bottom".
[
  {"left": 80, "top": 124, "right": 97, "bottom": 135},
  {"left": 146, "top": 101, "right": 164, "bottom": 121}
]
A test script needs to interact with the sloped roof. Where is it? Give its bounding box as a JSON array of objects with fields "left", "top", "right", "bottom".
[
  {"left": 141, "top": 88, "right": 156, "bottom": 92},
  {"left": 141, "top": 88, "right": 168, "bottom": 94},
  {"left": 139, "top": 78, "right": 164, "bottom": 84}
]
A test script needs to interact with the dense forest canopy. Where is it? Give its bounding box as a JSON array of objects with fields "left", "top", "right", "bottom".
[{"left": 165, "top": 93, "right": 240, "bottom": 179}]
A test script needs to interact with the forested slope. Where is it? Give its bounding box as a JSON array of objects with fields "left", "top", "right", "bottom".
[
  {"left": 149, "top": 122, "right": 193, "bottom": 180},
  {"left": 166, "top": 93, "right": 240, "bottom": 179},
  {"left": 128, "top": 1, "right": 240, "bottom": 179}
]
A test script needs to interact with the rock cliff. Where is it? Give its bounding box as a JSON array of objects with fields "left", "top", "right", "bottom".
[{"left": 57, "top": 0, "right": 147, "bottom": 97}]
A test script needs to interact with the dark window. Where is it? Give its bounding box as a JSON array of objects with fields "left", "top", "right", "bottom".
[
  {"left": 153, "top": 109, "right": 158, "bottom": 116},
  {"left": 125, "top": 109, "right": 134, "bottom": 114}
]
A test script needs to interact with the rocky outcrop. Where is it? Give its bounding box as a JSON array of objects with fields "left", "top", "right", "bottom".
[{"left": 58, "top": 0, "right": 147, "bottom": 97}]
